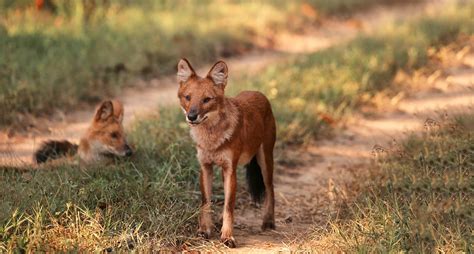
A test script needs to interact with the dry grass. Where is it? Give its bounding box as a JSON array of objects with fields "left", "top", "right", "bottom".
[{"left": 310, "top": 114, "right": 473, "bottom": 252}]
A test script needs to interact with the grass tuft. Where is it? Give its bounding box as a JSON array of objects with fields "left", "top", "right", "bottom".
[{"left": 315, "top": 114, "right": 473, "bottom": 252}]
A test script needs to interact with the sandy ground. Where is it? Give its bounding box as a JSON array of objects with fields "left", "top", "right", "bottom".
[{"left": 1, "top": 0, "right": 472, "bottom": 252}]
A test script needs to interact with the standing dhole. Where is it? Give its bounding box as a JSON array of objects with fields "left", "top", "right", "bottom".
[
  {"left": 177, "top": 59, "right": 276, "bottom": 247},
  {"left": 34, "top": 100, "right": 133, "bottom": 164}
]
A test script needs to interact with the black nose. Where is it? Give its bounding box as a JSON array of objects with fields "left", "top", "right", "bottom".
[
  {"left": 125, "top": 144, "right": 133, "bottom": 157},
  {"left": 187, "top": 113, "right": 198, "bottom": 121}
]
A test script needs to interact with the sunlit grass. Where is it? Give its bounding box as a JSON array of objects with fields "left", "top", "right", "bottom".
[
  {"left": 0, "top": 109, "right": 200, "bottom": 252},
  {"left": 312, "top": 114, "right": 473, "bottom": 252},
  {"left": 229, "top": 2, "right": 473, "bottom": 144}
]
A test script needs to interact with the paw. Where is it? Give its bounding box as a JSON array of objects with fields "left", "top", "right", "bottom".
[
  {"left": 261, "top": 220, "right": 276, "bottom": 230},
  {"left": 197, "top": 229, "right": 211, "bottom": 239},
  {"left": 221, "top": 237, "right": 236, "bottom": 248}
]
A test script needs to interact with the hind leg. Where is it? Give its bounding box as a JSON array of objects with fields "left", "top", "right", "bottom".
[{"left": 256, "top": 143, "right": 275, "bottom": 230}]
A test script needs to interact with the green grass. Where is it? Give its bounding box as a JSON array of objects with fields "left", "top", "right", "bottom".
[
  {"left": 1, "top": 2, "right": 473, "bottom": 252},
  {"left": 230, "top": 2, "right": 473, "bottom": 144},
  {"left": 0, "top": 0, "right": 423, "bottom": 126},
  {"left": 0, "top": 1, "right": 289, "bottom": 125},
  {"left": 314, "top": 114, "right": 473, "bottom": 252},
  {"left": 0, "top": 109, "right": 201, "bottom": 252}
]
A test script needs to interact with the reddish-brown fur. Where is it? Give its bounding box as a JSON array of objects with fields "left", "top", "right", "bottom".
[
  {"left": 177, "top": 59, "right": 276, "bottom": 247},
  {"left": 78, "top": 100, "right": 132, "bottom": 162},
  {"left": 34, "top": 100, "right": 132, "bottom": 164}
]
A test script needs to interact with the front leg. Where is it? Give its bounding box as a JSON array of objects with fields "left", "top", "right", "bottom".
[
  {"left": 220, "top": 163, "right": 237, "bottom": 248},
  {"left": 198, "top": 163, "right": 213, "bottom": 238}
]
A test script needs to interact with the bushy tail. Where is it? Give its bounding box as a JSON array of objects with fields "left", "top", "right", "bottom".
[
  {"left": 245, "top": 156, "right": 265, "bottom": 204},
  {"left": 34, "top": 140, "right": 78, "bottom": 164}
]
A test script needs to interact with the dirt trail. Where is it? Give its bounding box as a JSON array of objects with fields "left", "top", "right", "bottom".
[
  {"left": 0, "top": 21, "right": 357, "bottom": 167},
  {"left": 228, "top": 45, "right": 473, "bottom": 253},
  {"left": 0, "top": 0, "right": 441, "bottom": 167},
  {"left": 1, "top": 1, "right": 470, "bottom": 252}
]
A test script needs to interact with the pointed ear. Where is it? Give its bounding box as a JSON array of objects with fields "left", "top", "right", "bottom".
[
  {"left": 111, "top": 100, "right": 124, "bottom": 123},
  {"left": 207, "top": 61, "right": 228, "bottom": 86},
  {"left": 94, "top": 100, "right": 114, "bottom": 122},
  {"left": 177, "top": 58, "right": 196, "bottom": 84}
]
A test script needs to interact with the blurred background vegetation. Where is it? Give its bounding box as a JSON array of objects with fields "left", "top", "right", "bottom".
[{"left": 0, "top": 0, "right": 418, "bottom": 125}]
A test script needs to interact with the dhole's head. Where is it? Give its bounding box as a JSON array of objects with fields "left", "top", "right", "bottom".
[
  {"left": 87, "top": 100, "right": 133, "bottom": 158},
  {"left": 176, "top": 58, "right": 228, "bottom": 126}
]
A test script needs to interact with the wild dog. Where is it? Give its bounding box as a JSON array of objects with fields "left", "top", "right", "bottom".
[
  {"left": 34, "top": 100, "right": 133, "bottom": 164},
  {"left": 177, "top": 59, "right": 276, "bottom": 247}
]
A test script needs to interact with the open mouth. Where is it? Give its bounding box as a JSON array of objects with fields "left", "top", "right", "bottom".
[{"left": 188, "top": 115, "right": 208, "bottom": 125}]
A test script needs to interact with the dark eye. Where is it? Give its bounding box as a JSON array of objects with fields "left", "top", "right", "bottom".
[
  {"left": 111, "top": 132, "right": 119, "bottom": 139},
  {"left": 203, "top": 97, "right": 212, "bottom": 103},
  {"left": 185, "top": 95, "right": 191, "bottom": 101}
]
